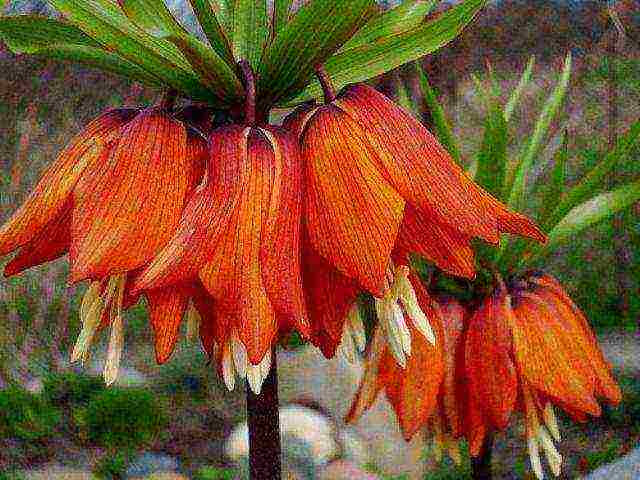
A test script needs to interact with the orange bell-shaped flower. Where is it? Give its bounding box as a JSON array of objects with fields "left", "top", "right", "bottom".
[
  {"left": 0, "top": 106, "right": 209, "bottom": 383},
  {"left": 134, "top": 124, "right": 309, "bottom": 393},
  {"left": 464, "top": 274, "right": 621, "bottom": 479}
]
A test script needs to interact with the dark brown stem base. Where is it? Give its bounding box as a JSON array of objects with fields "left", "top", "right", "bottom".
[
  {"left": 471, "top": 434, "right": 494, "bottom": 480},
  {"left": 246, "top": 349, "right": 282, "bottom": 480}
]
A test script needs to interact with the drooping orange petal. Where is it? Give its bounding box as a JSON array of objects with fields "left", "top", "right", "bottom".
[
  {"left": 0, "top": 109, "right": 136, "bottom": 257},
  {"left": 381, "top": 281, "right": 445, "bottom": 440},
  {"left": 258, "top": 126, "right": 308, "bottom": 337},
  {"left": 70, "top": 109, "right": 193, "bottom": 282},
  {"left": 394, "top": 205, "right": 476, "bottom": 279},
  {"left": 197, "top": 127, "right": 304, "bottom": 364},
  {"left": 191, "top": 282, "right": 224, "bottom": 357},
  {"left": 301, "top": 234, "right": 361, "bottom": 358},
  {"left": 346, "top": 325, "right": 387, "bottom": 424},
  {"left": 146, "top": 283, "right": 191, "bottom": 364},
  {"left": 336, "top": 84, "right": 499, "bottom": 242},
  {"left": 531, "top": 280, "right": 621, "bottom": 405},
  {"left": 464, "top": 290, "right": 518, "bottom": 430},
  {"left": 301, "top": 105, "right": 405, "bottom": 296},
  {"left": 134, "top": 126, "right": 247, "bottom": 292},
  {"left": 511, "top": 295, "right": 601, "bottom": 416},
  {"left": 4, "top": 201, "right": 70, "bottom": 277},
  {"left": 435, "top": 297, "right": 466, "bottom": 437}
]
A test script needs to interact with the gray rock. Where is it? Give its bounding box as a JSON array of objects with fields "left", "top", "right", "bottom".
[
  {"left": 278, "top": 347, "right": 426, "bottom": 479},
  {"left": 583, "top": 447, "right": 640, "bottom": 479},
  {"left": 125, "top": 452, "right": 179, "bottom": 478}
]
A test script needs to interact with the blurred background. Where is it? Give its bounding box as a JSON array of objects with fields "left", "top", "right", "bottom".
[{"left": 0, "top": 1, "right": 638, "bottom": 479}]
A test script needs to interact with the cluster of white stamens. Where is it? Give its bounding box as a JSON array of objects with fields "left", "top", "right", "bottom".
[
  {"left": 337, "top": 303, "right": 367, "bottom": 363},
  {"left": 221, "top": 332, "right": 272, "bottom": 395},
  {"left": 527, "top": 402, "right": 563, "bottom": 479},
  {"left": 72, "top": 274, "right": 126, "bottom": 385},
  {"left": 374, "top": 265, "right": 435, "bottom": 368}
]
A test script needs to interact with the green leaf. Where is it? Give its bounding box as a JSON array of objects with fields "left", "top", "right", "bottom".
[
  {"left": 118, "top": 0, "right": 185, "bottom": 36},
  {"left": 291, "top": 0, "right": 487, "bottom": 104},
  {"left": 257, "top": 0, "right": 376, "bottom": 108},
  {"left": 215, "top": 0, "right": 234, "bottom": 32},
  {"left": 504, "top": 55, "right": 534, "bottom": 121},
  {"left": 538, "top": 128, "right": 568, "bottom": 224},
  {"left": 231, "top": 0, "right": 269, "bottom": 67},
  {"left": 474, "top": 100, "right": 508, "bottom": 200},
  {"left": 187, "top": 0, "right": 234, "bottom": 61},
  {"left": 525, "top": 182, "right": 640, "bottom": 265},
  {"left": 32, "top": 44, "right": 163, "bottom": 86},
  {"left": 0, "top": 15, "right": 101, "bottom": 53},
  {"left": 417, "top": 66, "right": 462, "bottom": 165},
  {"left": 545, "top": 120, "right": 640, "bottom": 229},
  {"left": 272, "top": 0, "right": 292, "bottom": 37},
  {"left": 504, "top": 52, "right": 571, "bottom": 210},
  {"left": 396, "top": 75, "right": 418, "bottom": 117},
  {"left": 341, "top": 0, "right": 437, "bottom": 52},
  {"left": 166, "top": 33, "right": 243, "bottom": 104},
  {"left": 48, "top": 0, "right": 214, "bottom": 101}
]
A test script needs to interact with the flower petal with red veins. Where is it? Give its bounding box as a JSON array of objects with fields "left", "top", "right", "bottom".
[
  {"left": 436, "top": 297, "right": 466, "bottom": 437},
  {"left": 70, "top": 110, "right": 193, "bottom": 282},
  {"left": 534, "top": 284, "right": 621, "bottom": 405},
  {"left": 198, "top": 127, "right": 303, "bottom": 364},
  {"left": 4, "top": 202, "right": 70, "bottom": 277},
  {"left": 146, "top": 284, "right": 191, "bottom": 364},
  {"left": 134, "top": 126, "right": 248, "bottom": 292},
  {"left": 302, "top": 235, "right": 361, "bottom": 358},
  {"left": 258, "top": 127, "right": 308, "bottom": 337},
  {"left": 302, "top": 105, "right": 405, "bottom": 296},
  {"left": 395, "top": 205, "right": 476, "bottom": 279},
  {"left": 336, "top": 84, "right": 499, "bottom": 243},
  {"left": 191, "top": 283, "right": 224, "bottom": 357},
  {"left": 465, "top": 291, "right": 518, "bottom": 430},
  {"left": 0, "top": 109, "right": 136, "bottom": 257},
  {"left": 512, "top": 296, "right": 601, "bottom": 416}
]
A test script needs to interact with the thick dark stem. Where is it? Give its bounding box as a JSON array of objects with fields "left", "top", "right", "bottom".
[
  {"left": 238, "top": 60, "right": 257, "bottom": 125},
  {"left": 315, "top": 66, "right": 336, "bottom": 103},
  {"left": 471, "top": 434, "right": 494, "bottom": 480},
  {"left": 246, "top": 349, "right": 281, "bottom": 480}
]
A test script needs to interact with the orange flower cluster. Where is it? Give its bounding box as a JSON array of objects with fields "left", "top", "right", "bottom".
[
  {"left": 0, "top": 83, "right": 543, "bottom": 393},
  {"left": 349, "top": 272, "right": 620, "bottom": 479}
]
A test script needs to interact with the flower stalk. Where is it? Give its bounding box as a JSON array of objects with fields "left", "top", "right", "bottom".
[
  {"left": 315, "top": 66, "right": 336, "bottom": 103},
  {"left": 246, "top": 347, "right": 282, "bottom": 480},
  {"left": 238, "top": 59, "right": 257, "bottom": 125}
]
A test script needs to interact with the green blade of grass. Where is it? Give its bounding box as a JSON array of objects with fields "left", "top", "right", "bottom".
[
  {"left": 231, "top": 0, "right": 269, "bottom": 67},
  {"left": 504, "top": 55, "right": 535, "bottom": 121}
]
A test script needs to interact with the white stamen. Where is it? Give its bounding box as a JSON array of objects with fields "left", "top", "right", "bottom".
[
  {"left": 185, "top": 302, "right": 200, "bottom": 343},
  {"left": 222, "top": 347, "right": 236, "bottom": 392},
  {"left": 104, "top": 314, "right": 124, "bottom": 386},
  {"left": 538, "top": 426, "right": 562, "bottom": 477},
  {"left": 348, "top": 304, "right": 367, "bottom": 353},
  {"left": 80, "top": 281, "right": 101, "bottom": 321},
  {"left": 397, "top": 273, "right": 436, "bottom": 345},
  {"left": 376, "top": 299, "right": 406, "bottom": 368},
  {"left": 528, "top": 435, "right": 544, "bottom": 480},
  {"left": 259, "top": 350, "right": 272, "bottom": 380},
  {"left": 338, "top": 324, "right": 358, "bottom": 364},
  {"left": 231, "top": 333, "right": 248, "bottom": 380},
  {"left": 247, "top": 362, "right": 264, "bottom": 395},
  {"left": 543, "top": 403, "right": 561, "bottom": 442},
  {"left": 72, "top": 293, "right": 104, "bottom": 363},
  {"left": 103, "top": 274, "right": 126, "bottom": 386}
]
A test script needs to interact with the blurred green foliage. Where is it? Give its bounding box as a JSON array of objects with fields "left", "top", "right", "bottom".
[
  {"left": 0, "top": 387, "right": 60, "bottom": 442},
  {"left": 42, "top": 371, "right": 105, "bottom": 406},
  {"left": 603, "top": 374, "right": 640, "bottom": 431},
  {"left": 579, "top": 437, "right": 624, "bottom": 472},
  {"left": 193, "top": 466, "right": 238, "bottom": 480},
  {"left": 83, "top": 387, "right": 166, "bottom": 451}
]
